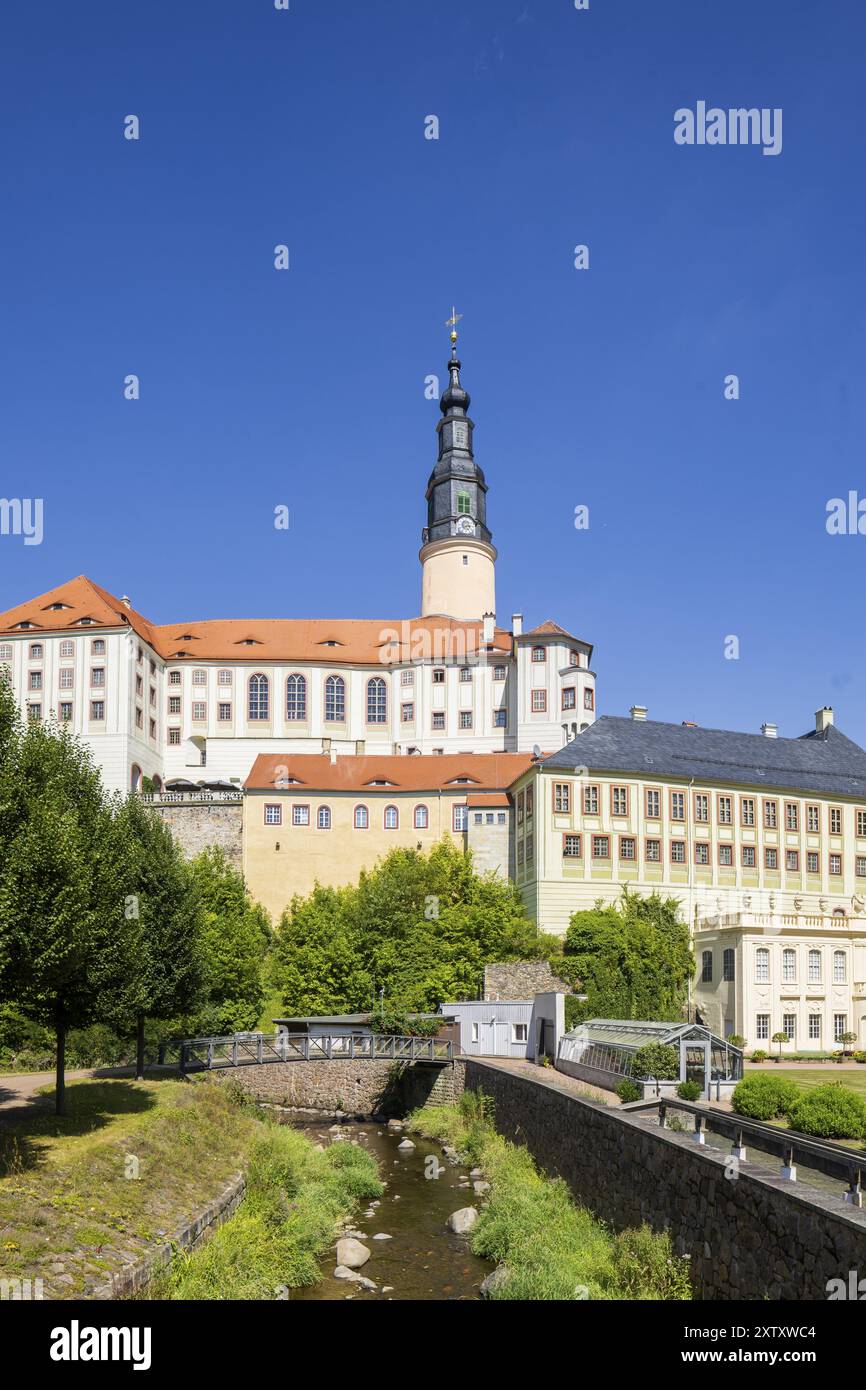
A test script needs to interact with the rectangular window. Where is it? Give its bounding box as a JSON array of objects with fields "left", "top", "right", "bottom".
[
  {"left": 168, "top": 727, "right": 181, "bottom": 745},
  {"left": 493, "top": 665, "right": 506, "bottom": 681},
  {"left": 29, "top": 643, "right": 43, "bottom": 659},
  {"left": 292, "top": 805, "right": 310, "bottom": 827},
  {"left": 400, "top": 669, "right": 413, "bottom": 687},
  {"left": 432, "top": 712, "right": 445, "bottom": 730},
  {"left": 856, "top": 856, "right": 866, "bottom": 878},
  {"left": 611, "top": 785, "right": 628, "bottom": 817},
  {"left": 786, "top": 849, "right": 799, "bottom": 872},
  {"left": 834, "top": 952, "right": 846, "bottom": 984},
  {"left": 741, "top": 798, "right": 755, "bottom": 827},
  {"left": 513, "top": 1023, "right": 528, "bottom": 1044},
  {"left": 563, "top": 834, "right": 582, "bottom": 858},
  {"left": 459, "top": 667, "right": 472, "bottom": 683},
  {"left": 27, "top": 704, "right": 41, "bottom": 721},
  {"left": 169, "top": 670, "right": 181, "bottom": 686},
  {"left": 168, "top": 696, "right": 181, "bottom": 714},
  {"left": 554, "top": 782, "right": 571, "bottom": 814},
  {"left": 782, "top": 949, "right": 796, "bottom": 983},
  {"left": 723, "top": 949, "right": 735, "bottom": 982},
  {"left": 785, "top": 802, "right": 799, "bottom": 832},
  {"left": 218, "top": 702, "right": 232, "bottom": 721},
  {"left": 525, "top": 834, "right": 534, "bottom": 862},
  {"left": 583, "top": 688, "right": 594, "bottom": 710},
  {"left": 135, "top": 676, "right": 143, "bottom": 697},
  {"left": 531, "top": 646, "right": 546, "bottom": 663},
  {"left": 264, "top": 804, "right": 282, "bottom": 826},
  {"left": 459, "top": 711, "right": 473, "bottom": 729},
  {"left": 701, "top": 951, "right": 713, "bottom": 983},
  {"left": 592, "top": 835, "right": 610, "bottom": 859},
  {"left": 718, "top": 843, "right": 733, "bottom": 867},
  {"left": 453, "top": 804, "right": 469, "bottom": 832},
  {"left": 493, "top": 707, "right": 507, "bottom": 728},
  {"left": 619, "top": 836, "right": 636, "bottom": 860},
  {"left": 59, "top": 639, "right": 74, "bottom": 657},
  {"left": 809, "top": 1015, "right": 821, "bottom": 1042},
  {"left": 765, "top": 847, "right": 778, "bottom": 870},
  {"left": 531, "top": 689, "right": 547, "bottom": 713},
  {"left": 432, "top": 668, "right": 445, "bottom": 684},
  {"left": 742, "top": 845, "right": 756, "bottom": 868},
  {"left": 135, "top": 707, "right": 143, "bottom": 729},
  {"left": 830, "top": 807, "right": 842, "bottom": 835},
  {"left": 90, "top": 700, "right": 105, "bottom": 720},
  {"left": 694, "top": 793, "right": 708, "bottom": 823},
  {"left": 645, "top": 838, "right": 661, "bottom": 862},
  {"left": 645, "top": 788, "right": 660, "bottom": 819},
  {"left": 756, "top": 950, "right": 770, "bottom": 983},
  {"left": 149, "top": 719, "right": 156, "bottom": 738},
  {"left": 694, "top": 842, "right": 709, "bottom": 865},
  {"left": 829, "top": 853, "right": 842, "bottom": 876},
  {"left": 807, "top": 851, "right": 819, "bottom": 874},
  {"left": 561, "top": 686, "right": 576, "bottom": 710},
  {"left": 808, "top": 804, "right": 821, "bottom": 833},
  {"left": 401, "top": 702, "right": 414, "bottom": 722},
  {"left": 756, "top": 1014, "right": 769, "bottom": 1041},
  {"left": 783, "top": 1014, "right": 796, "bottom": 1042},
  {"left": 525, "top": 787, "right": 533, "bottom": 819},
  {"left": 59, "top": 667, "right": 73, "bottom": 689},
  {"left": 59, "top": 702, "right": 73, "bottom": 722},
  {"left": 834, "top": 1014, "right": 847, "bottom": 1043},
  {"left": 858, "top": 810, "right": 866, "bottom": 838},
  {"left": 718, "top": 796, "right": 732, "bottom": 825},
  {"left": 584, "top": 784, "right": 599, "bottom": 815},
  {"left": 671, "top": 792, "right": 685, "bottom": 821},
  {"left": 670, "top": 840, "right": 686, "bottom": 863},
  {"left": 192, "top": 702, "right": 206, "bottom": 721},
  {"left": 764, "top": 799, "right": 777, "bottom": 829},
  {"left": 91, "top": 668, "right": 105, "bottom": 687},
  {"left": 91, "top": 639, "right": 106, "bottom": 655},
  {"left": 28, "top": 670, "right": 42, "bottom": 690}
]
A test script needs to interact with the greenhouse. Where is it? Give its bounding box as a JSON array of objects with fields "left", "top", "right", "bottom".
[{"left": 557, "top": 1019, "right": 744, "bottom": 1099}]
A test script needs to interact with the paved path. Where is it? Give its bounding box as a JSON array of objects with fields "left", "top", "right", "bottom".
[
  {"left": 463, "top": 1056, "right": 621, "bottom": 1106},
  {"left": 0, "top": 1069, "right": 96, "bottom": 1125}
]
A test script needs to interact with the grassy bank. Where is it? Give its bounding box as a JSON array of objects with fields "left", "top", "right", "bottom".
[
  {"left": 152, "top": 1122, "right": 382, "bottom": 1299},
  {"left": 0, "top": 1077, "right": 256, "bottom": 1297},
  {"left": 408, "top": 1093, "right": 692, "bottom": 1301}
]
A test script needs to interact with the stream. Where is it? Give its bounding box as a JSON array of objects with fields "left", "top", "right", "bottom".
[{"left": 289, "top": 1118, "right": 492, "bottom": 1301}]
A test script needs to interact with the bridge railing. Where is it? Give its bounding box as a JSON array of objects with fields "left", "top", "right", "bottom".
[{"left": 171, "top": 1032, "right": 452, "bottom": 1071}]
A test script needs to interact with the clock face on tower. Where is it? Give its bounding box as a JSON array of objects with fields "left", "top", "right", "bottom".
[{"left": 455, "top": 516, "right": 476, "bottom": 536}]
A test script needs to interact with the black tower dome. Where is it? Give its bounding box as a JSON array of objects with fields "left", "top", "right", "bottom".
[{"left": 422, "top": 344, "right": 492, "bottom": 546}]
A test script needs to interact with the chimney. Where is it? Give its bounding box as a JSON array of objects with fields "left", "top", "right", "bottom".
[
  {"left": 761, "top": 722, "right": 778, "bottom": 738},
  {"left": 630, "top": 705, "right": 647, "bottom": 721},
  {"left": 330, "top": 748, "right": 338, "bottom": 765},
  {"left": 816, "top": 706, "right": 834, "bottom": 734},
  {"left": 355, "top": 739, "right": 365, "bottom": 755},
  {"left": 512, "top": 613, "right": 523, "bottom": 637},
  {"left": 120, "top": 595, "right": 132, "bottom": 609},
  {"left": 482, "top": 612, "right": 495, "bottom": 644}
]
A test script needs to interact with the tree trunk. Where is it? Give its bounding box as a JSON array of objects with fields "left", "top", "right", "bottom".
[
  {"left": 55, "top": 1024, "right": 66, "bottom": 1117},
  {"left": 136, "top": 1013, "right": 146, "bottom": 1082}
]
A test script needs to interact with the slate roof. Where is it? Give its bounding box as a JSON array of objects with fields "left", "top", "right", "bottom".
[{"left": 542, "top": 715, "right": 866, "bottom": 799}]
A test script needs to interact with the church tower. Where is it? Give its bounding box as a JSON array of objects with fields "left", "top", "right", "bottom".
[{"left": 419, "top": 319, "right": 497, "bottom": 620}]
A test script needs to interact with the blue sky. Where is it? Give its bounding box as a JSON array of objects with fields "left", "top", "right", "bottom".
[{"left": 1, "top": 0, "right": 865, "bottom": 741}]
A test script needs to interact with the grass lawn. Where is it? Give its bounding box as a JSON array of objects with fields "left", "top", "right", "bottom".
[
  {"left": 748, "top": 1067, "right": 866, "bottom": 1100},
  {"left": 0, "top": 1076, "right": 256, "bottom": 1298}
]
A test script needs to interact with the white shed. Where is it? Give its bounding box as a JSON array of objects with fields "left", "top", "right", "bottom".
[{"left": 440, "top": 993, "right": 565, "bottom": 1060}]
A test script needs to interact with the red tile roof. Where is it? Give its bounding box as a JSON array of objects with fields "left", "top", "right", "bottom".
[{"left": 244, "top": 752, "right": 534, "bottom": 793}]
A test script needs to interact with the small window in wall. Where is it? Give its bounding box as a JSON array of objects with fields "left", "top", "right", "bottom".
[
  {"left": 456, "top": 491, "right": 471, "bottom": 515},
  {"left": 317, "top": 806, "right": 331, "bottom": 830},
  {"left": 512, "top": 1023, "right": 528, "bottom": 1044},
  {"left": 264, "top": 804, "right": 282, "bottom": 826},
  {"left": 701, "top": 950, "right": 713, "bottom": 983},
  {"left": 471, "top": 1022, "right": 479, "bottom": 1043},
  {"left": 723, "top": 948, "right": 735, "bottom": 981}
]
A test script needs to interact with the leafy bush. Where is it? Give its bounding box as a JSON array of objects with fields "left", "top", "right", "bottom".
[
  {"left": 788, "top": 1084, "right": 866, "bottom": 1140},
  {"left": 616, "top": 1079, "right": 642, "bottom": 1104},
  {"left": 750, "top": 1050, "right": 767, "bottom": 1062},
  {"left": 727, "top": 1035, "right": 746, "bottom": 1049},
  {"left": 632, "top": 1043, "right": 679, "bottom": 1082},
  {"left": 853, "top": 1052, "right": 866, "bottom": 1064},
  {"left": 676, "top": 1080, "right": 702, "bottom": 1101},
  {"left": 731, "top": 1073, "right": 799, "bottom": 1121}
]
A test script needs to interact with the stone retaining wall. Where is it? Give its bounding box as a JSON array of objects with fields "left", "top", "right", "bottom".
[
  {"left": 463, "top": 1059, "right": 866, "bottom": 1300},
  {"left": 152, "top": 801, "right": 243, "bottom": 870},
  {"left": 219, "top": 1058, "right": 466, "bottom": 1116}
]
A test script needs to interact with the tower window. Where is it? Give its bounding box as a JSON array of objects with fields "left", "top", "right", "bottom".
[{"left": 456, "top": 491, "right": 471, "bottom": 515}]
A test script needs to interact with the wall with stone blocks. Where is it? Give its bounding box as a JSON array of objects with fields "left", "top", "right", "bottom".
[
  {"left": 483, "top": 961, "right": 571, "bottom": 1001},
  {"left": 463, "top": 1059, "right": 866, "bottom": 1301},
  {"left": 220, "top": 1058, "right": 466, "bottom": 1117},
  {"left": 152, "top": 802, "right": 243, "bottom": 870}
]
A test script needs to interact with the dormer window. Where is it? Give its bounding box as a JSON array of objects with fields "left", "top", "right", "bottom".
[
  {"left": 447, "top": 776, "right": 478, "bottom": 785},
  {"left": 75, "top": 617, "right": 95, "bottom": 626},
  {"left": 44, "top": 602, "right": 71, "bottom": 611},
  {"left": 319, "top": 639, "right": 343, "bottom": 648},
  {"left": 14, "top": 621, "right": 35, "bottom": 630},
  {"left": 237, "top": 638, "right": 261, "bottom": 647},
  {"left": 365, "top": 778, "right": 397, "bottom": 787}
]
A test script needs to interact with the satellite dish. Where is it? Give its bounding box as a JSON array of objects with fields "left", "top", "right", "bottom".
[{"left": 532, "top": 744, "right": 541, "bottom": 760}]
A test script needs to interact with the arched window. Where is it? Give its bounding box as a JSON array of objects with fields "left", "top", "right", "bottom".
[
  {"left": 808, "top": 949, "right": 821, "bottom": 982},
  {"left": 701, "top": 950, "right": 713, "bottom": 983},
  {"left": 317, "top": 806, "right": 331, "bottom": 830},
  {"left": 834, "top": 950, "right": 847, "bottom": 983},
  {"left": 782, "top": 948, "right": 796, "bottom": 982},
  {"left": 248, "top": 673, "right": 269, "bottom": 721},
  {"left": 456, "top": 490, "right": 471, "bottom": 515},
  {"left": 286, "top": 673, "right": 307, "bottom": 721},
  {"left": 756, "top": 947, "right": 770, "bottom": 982},
  {"left": 130, "top": 764, "right": 142, "bottom": 793},
  {"left": 354, "top": 804, "right": 369, "bottom": 830},
  {"left": 414, "top": 804, "right": 429, "bottom": 830},
  {"left": 723, "top": 948, "right": 735, "bottom": 981},
  {"left": 325, "top": 675, "right": 345, "bottom": 723},
  {"left": 384, "top": 804, "right": 399, "bottom": 830},
  {"left": 366, "top": 676, "right": 387, "bottom": 724}
]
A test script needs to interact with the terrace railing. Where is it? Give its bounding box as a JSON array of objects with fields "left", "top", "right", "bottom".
[{"left": 167, "top": 1032, "right": 452, "bottom": 1071}]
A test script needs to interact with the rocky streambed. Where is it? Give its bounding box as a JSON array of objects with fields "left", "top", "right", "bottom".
[{"left": 289, "top": 1116, "right": 493, "bottom": 1301}]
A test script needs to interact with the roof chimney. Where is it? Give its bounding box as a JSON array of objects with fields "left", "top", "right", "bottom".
[
  {"left": 120, "top": 595, "right": 132, "bottom": 610},
  {"left": 761, "top": 722, "right": 778, "bottom": 739},
  {"left": 630, "top": 705, "right": 647, "bottom": 721},
  {"left": 330, "top": 748, "right": 338, "bottom": 765},
  {"left": 816, "top": 706, "right": 834, "bottom": 734},
  {"left": 482, "top": 612, "right": 495, "bottom": 644},
  {"left": 512, "top": 613, "right": 523, "bottom": 637}
]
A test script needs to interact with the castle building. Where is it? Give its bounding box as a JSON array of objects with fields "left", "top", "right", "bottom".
[{"left": 0, "top": 334, "right": 597, "bottom": 795}]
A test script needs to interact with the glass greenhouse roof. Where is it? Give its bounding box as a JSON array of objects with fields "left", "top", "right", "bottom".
[{"left": 563, "top": 1020, "right": 728, "bottom": 1051}]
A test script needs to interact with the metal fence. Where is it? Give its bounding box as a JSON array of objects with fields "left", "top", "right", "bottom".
[{"left": 168, "top": 1032, "right": 452, "bottom": 1071}]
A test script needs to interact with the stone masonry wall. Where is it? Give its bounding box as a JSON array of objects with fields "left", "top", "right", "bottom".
[
  {"left": 463, "top": 1059, "right": 866, "bottom": 1301},
  {"left": 152, "top": 802, "right": 243, "bottom": 870},
  {"left": 219, "top": 1059, "right": 466, "bottom": 1117},
  {"left": 483, "top": 960, "right": 571, "bottom": 1001}
]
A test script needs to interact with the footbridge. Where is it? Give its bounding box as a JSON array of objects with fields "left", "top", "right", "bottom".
[{"left": 167, "top": 1033, "right": 453, "bottom": 1073}]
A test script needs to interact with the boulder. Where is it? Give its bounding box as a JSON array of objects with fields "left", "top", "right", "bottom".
[
  {"left": 387, "top": 1118, "right": 404, "bottom": 1131},
  {"left": 447, "top": 1207, "right": 478, "bottom": 1235},
  {"left": 372, "top": 1233, "right": 393, "bottom": 1241},
  {"left": 398, "top": 1139, "right": 415, "bottom": 1151},
  {"left": 473, "top": 1181, "right": 490, "bottom": 1196},
  {"left": 480, "top": 1266, "right": 510, "bottom": 1298},
  {"left": 336, "top": 1238, "right": 371, "bottom": 1269}
]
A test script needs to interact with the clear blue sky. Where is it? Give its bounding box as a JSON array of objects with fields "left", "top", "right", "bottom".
[{"left": 2, "top": 1, "right": 864, "bottom": 742}]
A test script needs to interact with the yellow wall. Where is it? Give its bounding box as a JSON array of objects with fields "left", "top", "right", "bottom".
[
  {"left": 243, "top": 789, "right": 465, "bottom": 922},
  {"left": 419, "top": 537, "right": 496, "bottom": 620}
]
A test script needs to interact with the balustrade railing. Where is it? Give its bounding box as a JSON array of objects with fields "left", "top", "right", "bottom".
[{"left": 167, "top": 1032, "right": 452, "bottom": 1071}]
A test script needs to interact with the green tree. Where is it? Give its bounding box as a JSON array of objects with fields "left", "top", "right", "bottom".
[
  {"left": 563, "top": 890, "right": 694, "bottom": 1024},
  {"left": 183, "top": 849, "right": 271, "bottom": 1034},
  {"left": 101, "top": 795, "right": 205, "bottom": 1078},
  {"left": 0, "top": 713, "right": 126, "bottom": 1114}
]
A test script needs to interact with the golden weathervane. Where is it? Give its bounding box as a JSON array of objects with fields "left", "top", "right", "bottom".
[{"left": 445, "top": 306, "right": 463, "bottom": 345}]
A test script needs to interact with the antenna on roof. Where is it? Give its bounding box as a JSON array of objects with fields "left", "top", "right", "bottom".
[{"left": 532, "top": 744, "right": 541, "bottom": 760}]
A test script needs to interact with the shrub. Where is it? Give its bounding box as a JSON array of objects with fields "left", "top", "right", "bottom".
[
  {"left": 788, "top": 1084, "right": 866, "bottom": 1140},
  {"left": 731, "top": 1073, "right": 799, "bottom": 1121},
  {"left": 853, "top": 1052, "right": 866, "bottom": 1065},
  {"left": 750, "top": 1050, "right": 767, "bottom": 1062},
  {"left": 727, "top": 1035, "right": 746, "bottom": 1050},
  {"left": 616, "top": 1079, "right": 642, "bottom": 1104},
  {"left": 676, "top": 1080, "right": 702, "bottom": 1101},
  {"left": 631, "top": 1043, "right": 679, "bottom": 1082}
]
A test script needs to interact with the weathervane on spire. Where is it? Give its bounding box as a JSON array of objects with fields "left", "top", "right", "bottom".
[{"left": 445, "top": 305, "right": 463, "bottom": 347}]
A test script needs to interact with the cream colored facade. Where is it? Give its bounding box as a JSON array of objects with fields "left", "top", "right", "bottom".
[
  {"left": 419, "top": 535, "right": 497, "bottom": 622},
  {"left": 691, "top": 912, "right": 866, "bottom": 1052}
]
